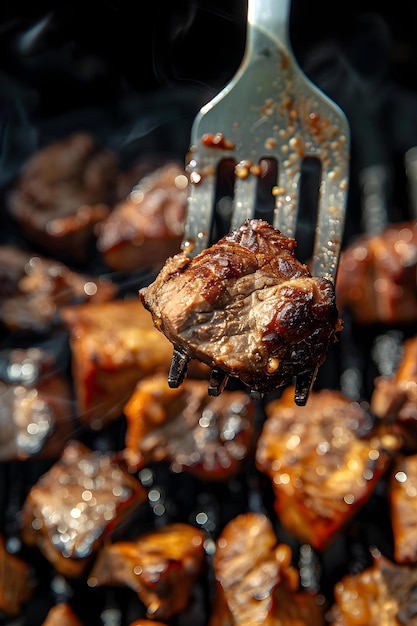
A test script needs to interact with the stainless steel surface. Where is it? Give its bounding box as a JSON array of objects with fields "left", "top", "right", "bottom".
[{"left": 183, "top": 0, "right": 350, "bottom": 282}]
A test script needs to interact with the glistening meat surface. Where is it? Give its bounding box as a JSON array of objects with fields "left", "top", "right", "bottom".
[{"left": 140, "top": 219, "right": 343, "bottom": 401}]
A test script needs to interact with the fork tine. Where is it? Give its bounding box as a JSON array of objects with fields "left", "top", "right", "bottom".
[
  {"left": 272, "top": 162, "right": 301, "bottom": 239},
  {"left": 208, "top": 367, "right": 229, "bottom": 396},
  {"left": 230, "top": 175, "right": 258, "bottom": 231},
  {"left": 311, "top": 164, "right": 348, "bottom": 281},
  {"left": 183, "top": 175, "right": 216, "bottom": 257},
  {"left": 182, "top": 0, "right": 349, "bottom": 282}
]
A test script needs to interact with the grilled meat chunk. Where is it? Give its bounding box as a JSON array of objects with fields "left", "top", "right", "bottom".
[
  {"left": 7, "top": 133, "right": 118, "bottom": 263},
  {"left": 0, "top": 244, "right": 116, "bottom": 335},
  {"left": 0, "top": 347, "right": 73, "bottom": 461},
  {"left": 256, "top": 386, "right": 401, "bottom": 550},
  {"left": 20, "top": 441, "right": 147, "bottom": 578},
  {"left": 336, "top": 220, "right": 417, "bottom": 325},
  {"left": 61, "top": 300, "right": 174, "bottom": 429},
  {"left": 370, "top": 334, "right": 417, "bottom": 453},
  {"left": 140, "top": 218, "right": 342, "bottom": 404},
  {"left": 88, "top": 523, "right": 207, "bottom": 622},
  {"left": 329, "top": 549, "right": 417, "bottom": 625},
  {"left": 97, "top": 162, "right": 187, "bottom": 271},
  {"left": 123, "top": 373, "right": 255, "bottom": 480},
  {"left": 209, "top": 512, "right": 325, "bottom": 626},
  {"left": 389, "top": 453, "right": 417, "bottom": 564},
  {"left": 61, "top": 299, "right": 209, "bottom": 429}
]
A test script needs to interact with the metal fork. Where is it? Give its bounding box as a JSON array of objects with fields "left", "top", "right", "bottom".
[
  {"left": 182, "top": 0, "right": 349, "bottom": 276},
  {"left": 171, "top": 0, "right": 350, "bottom": 401}
]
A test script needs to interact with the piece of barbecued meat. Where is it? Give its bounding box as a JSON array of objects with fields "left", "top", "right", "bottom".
[
  {"left": 96, "top": 162, "right": 187, "bottom": 271},
  {"left": 329, "top": 548, "right": 417, "bottom": 625},
  {"left": 20, "top": 440, "right": 147, "bottom": 578},
  {"left": 140, "top": 218, "right": 343, "bottom": 405},
  {"left": 335, "top": 220, "right": 417, "bottom": 325},
  {"left": 371, "top": 334, "right": 417, "bottom": 452},
  {"left": 0, "top": 244, "right": 116, "bottom": 335},
  {"left": 209, "top": 512, "right": 325, "bottom": 626},
  {"left": 389, "top": 453, "right": 417, "bottom": 564},
  {"left": 88, "top": 523, "right": 207, "bottom": 622},
  {"left": 123, "top": 372, "right": 255, "bottom": 480},
  {"left": 256, "top": 386, "right": 401, "bottom": 550},
  {"left": 7, "top": 133, "right": 118, "bottom": 264},
  {"left": 61, "top": 299, "right": 174, "bottom": 429},
  {"left": 0, "top": 347, "right": 73, "bottom": 461},
  {"left": 61, "top": 299, "right": 208, "bottom": 429}
]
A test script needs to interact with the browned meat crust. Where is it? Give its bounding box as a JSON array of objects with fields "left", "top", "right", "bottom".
[
  {"left": 371, "top": 335, "right": 417, "bottom": 452},
  {"left": 389, "top": 453, "right": 417, "bottom": 564},
  {"left": 97, "top": 162, "right": 187, "bottom": 271},
  {"left": 7, "top": 133, "right": 118, "bottom": 263},
  {"left": 123, "top": 372, "right": 255, "bottom": 480},
  {"left": 209, "top": 512, "right": 325, "bottom": 626},
  {"left": 329, "top": 549, "right": 417, "bottom": 625},
  {"left": 140, "top": 218, "right": 342, "bottom": 402},
  {"left": 256, "top": 386, "right": 401, "bottom": 550},
  {"left": 0, "top": 347, "right": 73, "bottom": 461},
  {"left": 0, "top": 244, "right": 117, "bottom": 334},
  {"left": 20, "top": 441, "right": 147, "bottom": 578},
  {"left": 88, "top": 523, "right": 207, "bottom": 621},
  {"left": 335, "top": 220, "right": 417, "bottom": 325},
  {"left": 60, "top": 300, "right": 175, "bottom": 428}
]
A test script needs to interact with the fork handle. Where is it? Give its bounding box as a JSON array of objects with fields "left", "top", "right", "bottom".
[{"left": 247, "top": 0, "right": 292, "bottom": 52}]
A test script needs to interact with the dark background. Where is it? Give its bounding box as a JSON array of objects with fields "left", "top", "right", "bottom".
[{"left": 1, "top": 0, "right": 417, "bottom": 238}]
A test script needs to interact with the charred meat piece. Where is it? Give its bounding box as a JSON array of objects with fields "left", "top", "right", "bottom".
[
  {"left": 209, "top": 512, "right": 325, "bottom": 626},
  {"left": 370, "top": 334, "right": 417, "bottom": 452},
  {"left": 123, "top": 372, "right": 255, "bottom": 480},
  {"left": 336, "top": 220, "right": 417, "bottom": 325},
  {"left": 389, "top": 453, "right": 417, "bottom": 564},
  {"left": 140, "top": 218, "right": 343, "bottom": 405},
  {"left": 88, "top": 523, "right": 207, "bottom": 622},
  {"left": 0, "top": 347, "right": 73, "bottom": 461},
  {"left": 329, "top": 548, "right": 417, "bottom": 625},
  {"left": 0, "top": 535, "right": 34, "bottom": 617},
  {"left": 61, "top": 299, "right": 209, "bottom": 429},
  {"left": 60, "top": 300, "right": 176, "bottom": 429},
  {"left": 97, "top": 162, "right": 188, "bottom": 271},
  {"left": 7, "top": 133, "right": 118, "bottom": 263},
  {"left": 256, "top": 386, "right": 401, "bottom": 550},
  {"left": 20, "top": 440, "right": 147, "bottom": 578},
  {"left": 0, "top": 244, "right": 117, "bottom": 335}
]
